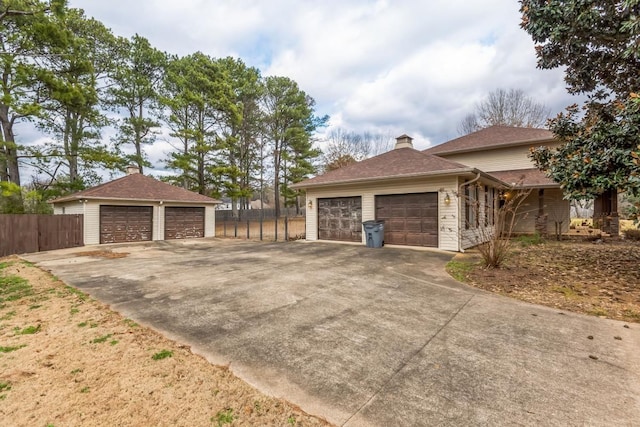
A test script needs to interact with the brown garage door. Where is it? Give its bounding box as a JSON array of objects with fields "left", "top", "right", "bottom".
[
  {"left": 375, "top": 193, "right": 438, "bottom": 247},
  {"left": 318, "top": 197, "right": 362, "bottom": 242},
  {"left": 165, "top": 207, "right": 205, "bottom": 240},
  {"left": 100, "top": 206, "right": 153, "bottom": 244}
]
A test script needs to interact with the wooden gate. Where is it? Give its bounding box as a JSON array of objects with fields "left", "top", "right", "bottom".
[{"left": 0, "top": 214, "right": 84, "bottom": 257}]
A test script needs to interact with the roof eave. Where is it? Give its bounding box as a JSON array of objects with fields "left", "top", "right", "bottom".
[
  {"left": 50, "top": 195, "right": 221, "bottom": 205},
  {"left": 511, "top": 183, "right": 562, "bottom": 189},
  {"left": 429, "top": 136, "right": 557, "bottom": 156},
  {"left": 292, "top": 168, "right": 509, "bottom": 190}
]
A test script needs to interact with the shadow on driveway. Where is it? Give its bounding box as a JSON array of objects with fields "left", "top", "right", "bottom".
[{"left": 25, "top": 239, "right": 640, "bottom": 426}]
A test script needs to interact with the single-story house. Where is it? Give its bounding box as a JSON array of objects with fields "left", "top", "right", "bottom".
[
  {"left": 292, "top": 126, "right": 574, "bottom": 252},
  {"left": 51, "top": 166, "right": 220, "bottom": 245}
]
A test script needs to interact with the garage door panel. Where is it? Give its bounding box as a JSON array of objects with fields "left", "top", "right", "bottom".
[
  {"left": 422, "top": 234, "right": 438, "bottom": 247},
  {"left": 405, "top": 219, "right": 423, "bottom": 232},
  {"left": 318, "top": 197, "right": 362, "bottom": 242},
  {"left": 421, "top": 206, "right": 437, "bottom": 216},
  {"left": 375, "top": 193, "right": 438, "bottom": 247},
  {"left": 100, "top": 206, "right": 153, "bottom": 244},
  {"left": 421, "top": 218, "right": 437, "bottom": 231},
  {"left": 405, "top": 207, "right": 423, "bottom": 217},
  {"left": 386, "top": 231, "right": 406, "bottom": 245},
  {"left": 165, "top": 207, "right": 205, "bottom": 240},
  {"left": 405, "top": 233, "right": 425, "bottom": 246}
]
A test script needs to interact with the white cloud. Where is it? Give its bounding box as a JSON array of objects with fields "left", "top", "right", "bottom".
[{"left": 62, "top": 0, "right": 580, "bottom": 167}]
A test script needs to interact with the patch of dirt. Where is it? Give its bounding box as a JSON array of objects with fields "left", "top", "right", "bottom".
[
  {"left": 74, "top": 250, "right": 129, "bottom": 259},
  {"left": 0, "top": 257, "right": 331, "bottom": 426},
  {"left": 458, "top": 239, "right": 640, "bottom": 323}
]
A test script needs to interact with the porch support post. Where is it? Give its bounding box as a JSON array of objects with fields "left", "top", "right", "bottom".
[
  {"left": 594, "top": 189, "right": 619, "bottom": 236},
  {"left": 535, "top": 188, "right": 548, "bottom": 236}
]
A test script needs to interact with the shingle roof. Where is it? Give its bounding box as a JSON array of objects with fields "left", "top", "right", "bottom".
[
  {"left": 487, "top": 168, "right": 558, "bottom": 188},
  {"left": 51, "top": 173, "right": 221, "bottom": 204},
  {"left": 292, "top": 147, "right": 478, "bottom": 189},
  {"left": 424, "top": 125, "right": 555, "bottom": 155}
]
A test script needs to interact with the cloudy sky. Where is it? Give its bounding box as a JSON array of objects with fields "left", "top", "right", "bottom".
[{"left": 55, "top": 0, "right": 578, "bottom": 175}]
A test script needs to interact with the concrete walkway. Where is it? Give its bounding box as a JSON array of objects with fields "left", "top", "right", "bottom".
[{"left": 25, "top": 239, "right": 640, "bottom": 426}]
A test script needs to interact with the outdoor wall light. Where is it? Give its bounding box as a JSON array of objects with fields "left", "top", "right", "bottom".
[
  {"left": 444, "top": 193, "right": 451, "bottom": 205},
  {"left": 307, "top": 200, "right": 313, "bottom": 209}
]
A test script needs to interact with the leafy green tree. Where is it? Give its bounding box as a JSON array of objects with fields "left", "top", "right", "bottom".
[
  {"left": 521, "top": 0, "right": 640, "bottom": 199},
  {"left": 212, "top": 57, "right": 262, "bottom": 217},
  {"left": 0, "top": 180, "right": 23, "bottom": 212},
  {"left": 108, "top": 34, "right": 167, "bottom": 174},
  {"left": 161, "top": 52, "right": 238, "bottom": 195},
  {"left": 0, "top": 0, "right": 65, "bottom": 186},
  {"left": 34, "top": 7, "right": 121, "bottom": 192},
  {"left": 530, "top": 97, "right": 640, "bottom": 199},
  {"left": 261, "top": 76, "right": 326, "bottom": 216}
]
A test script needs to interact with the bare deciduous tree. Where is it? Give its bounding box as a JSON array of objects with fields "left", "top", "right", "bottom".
[
  {"left": 458, "top": 88, "right": 551, "bottom": 135},
  {"left": 457, "top": 113, "right": 480, "bottom": 136},
  {"left": 460, "top": 181, "right": 533, "bottom": 268},
  {"left": 321, "top": 128, "right": 394, "bottom": 172}
]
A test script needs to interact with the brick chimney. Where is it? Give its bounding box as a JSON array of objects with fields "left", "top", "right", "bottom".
[
  {"left": 395, "top": 134, "right": 413, "bottom": 149},
  {"left": 125, "top": 165, "right": 140, "bottom": 175}
]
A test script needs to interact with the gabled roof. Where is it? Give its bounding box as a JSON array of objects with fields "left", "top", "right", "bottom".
[
  {"left": 51, "top": 173, "right": 220, "bottom": 204},
  {"left": 424, "top": 125, "right": 555, "bottom": 155},
  {"left": 487, "top": 168, "right": 558, "bottom": 189},
  {"left": 292, "top": 147, "right": 502, "bottom": 189}
]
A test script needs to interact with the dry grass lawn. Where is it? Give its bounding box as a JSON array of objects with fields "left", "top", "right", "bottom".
[{"left": 0, "top": 257, "right": 331, "bottom": 427}]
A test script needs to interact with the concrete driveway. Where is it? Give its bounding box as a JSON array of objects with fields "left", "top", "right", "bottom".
[{"left": 25, "top": 239, "right": 640, "bottom": 426}]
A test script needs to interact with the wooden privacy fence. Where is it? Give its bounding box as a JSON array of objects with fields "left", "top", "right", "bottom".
[{"left": 0, "top": 214, "right": 84, "bottom": 257}]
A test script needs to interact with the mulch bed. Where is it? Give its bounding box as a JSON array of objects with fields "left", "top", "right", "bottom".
[{"left": 458, "top": 238, "right": 640, "bottom": 323}]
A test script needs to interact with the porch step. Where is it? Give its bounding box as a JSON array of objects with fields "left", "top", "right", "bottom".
[{"left": 565, "top": 226, "right": 610, "bottom": 238}]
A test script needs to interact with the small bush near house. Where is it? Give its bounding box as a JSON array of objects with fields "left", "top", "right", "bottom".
[
  {"left": 623, "top": 228, "right": 640, "bottom": 241},
  {"left": 515, "top": 233, "right": 545, "bottom": 247}
]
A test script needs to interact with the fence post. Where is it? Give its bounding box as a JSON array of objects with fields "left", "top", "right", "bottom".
[
  {"left": 259, "top": 215, "right": 263, "bottom": 241},
  {"left": 247, "top": 219, "right": 250, "bottom": 239},
  {"left": 224, "top": 219, "right": 227, "bottom": 237},
  {"left": 285, "top": 216, "right": 289, "bottom": 241}
]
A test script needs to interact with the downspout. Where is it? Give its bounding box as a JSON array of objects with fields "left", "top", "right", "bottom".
[{"left": 457, "top": 173, "right": 481, "bottom": 253}]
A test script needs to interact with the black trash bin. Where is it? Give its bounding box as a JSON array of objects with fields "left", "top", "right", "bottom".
[{"left": 362, "top": 220, "right": 385, "bottom": 248}]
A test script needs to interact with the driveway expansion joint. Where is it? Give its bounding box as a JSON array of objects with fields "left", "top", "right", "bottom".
[{"left": 341, "top": 293, "right": 477, "bottom": 427}]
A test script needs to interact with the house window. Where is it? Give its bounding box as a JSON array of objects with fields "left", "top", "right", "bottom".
[
  {"left": 62, "top": 207, "right": 66, "bottom": 214},
  {"left": 464, "top": 182, "right": 479, "bottom": 229},
  {"left": 485, "top": 186, "right": 496, "bottom": 227},
  {"left": 484, "top": 186, "right": 490, "bottom": 227}
]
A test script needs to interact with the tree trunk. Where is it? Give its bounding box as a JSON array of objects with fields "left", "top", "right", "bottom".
[
  {"left": 136, "top": 101, "right": 144, "bottom": 174},
  {"left": 0, "top": 145, "right": 8, "bottom": 181},
  {"left": 0, "top": 105, "right": 20, "bottom": 185},
  {"left": 273, "top": 147, "right": 281, "bottom": 217}
]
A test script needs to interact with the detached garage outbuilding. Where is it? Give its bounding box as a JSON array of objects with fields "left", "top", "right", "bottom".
[{"left": 51, "top": 167, "right": 220, "bottom": 245}]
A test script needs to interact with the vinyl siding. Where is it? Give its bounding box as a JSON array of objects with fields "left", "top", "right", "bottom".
[
  {"left": 305, "top": 176, "right": 460, "bottom": 251},
  {"left": 53, "top": 202, "right": 84, "bottom": 215},
  {"left": 157, "top": 205, "right": 165, "bottom": 240},
  {"left": 439, "top": 143, "right": 561, "bottom": 172},
  {"left": 84, "top": 202, "right": 101, "bottom": 245},
  {"left": 205, "top": 205, "right": 215, "bottom": 237}
]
